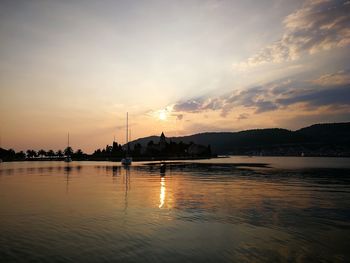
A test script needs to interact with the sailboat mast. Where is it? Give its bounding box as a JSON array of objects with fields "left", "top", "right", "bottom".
[
  {"left": 68, "top": 133, "right": 70, "bottom": 148},
  {"left": 126, "top": 112, "right": 128, "bottom": 144}
]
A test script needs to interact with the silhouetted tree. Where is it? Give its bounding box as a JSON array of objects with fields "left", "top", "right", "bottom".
[
  {"left": 93, "top": 149, "right": 102, "bottom": 156},
  {"left": 105, "top": 145, "right": 113, "bottom": 154},
  {"left": 75, "top": 149, "right": 83, "bottom": 155},
  {"left": 64, "top": 147, "right": 73, "bottom": 156},
  {"left": 38, "top": 149, "right": 46, "bottom": 157},
  {"left": 74, "top": 149, "right": 84, "bottom": 160},
  {"left": 0, "top": 148, "right": 16, "bottom": 161},
  {"left": 15, "top": 151, "right": 26, "bottom": 160},
  {"left": 26, "top": 149, "right": 37, "bottom": 158},
  {"left": 8, "top": 149, "right": 16, "bottom": 160},
  {"left": 47, "top": 150, "right": 55, "bottom": 157},
  {"left": 56, "top": 150, "right": 63, "bottom": 157},
  {"left": 111, "top": 142, "right": 123, "bottom": 157}
]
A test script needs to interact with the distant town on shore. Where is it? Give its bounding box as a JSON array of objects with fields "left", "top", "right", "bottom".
[{"left": 1, "top": 122, "right": 349, "bottom": 162}]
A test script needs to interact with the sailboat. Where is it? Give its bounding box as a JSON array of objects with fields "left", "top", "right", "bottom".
[
  {"left": 121, "top": 113, "right": 132, "bottom": 165},
  {"left": 64, "top": 133, "right": 72, "bottom": 163}
]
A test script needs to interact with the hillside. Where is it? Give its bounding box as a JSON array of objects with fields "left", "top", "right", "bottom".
[
  {"left": 296, "top": 123, "right": 350, "bottom": 144},
  {"left": 129, "top": 122, "right": 350, "bottom": 156}
]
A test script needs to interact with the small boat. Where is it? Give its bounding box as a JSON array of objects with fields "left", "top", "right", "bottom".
[
  {"left": 121, "top": 112, "right": 132, "bottom": 166},
  {"left": 121, "top": 157, "right": 132, "bottom": 165}
]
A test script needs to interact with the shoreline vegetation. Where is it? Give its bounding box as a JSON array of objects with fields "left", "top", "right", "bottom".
[
  {"left": 0, "top": 132, "right": 215, "bottom": 162},
  {"left": 1, "top": 122, "right": 350, "bottom": 162}
]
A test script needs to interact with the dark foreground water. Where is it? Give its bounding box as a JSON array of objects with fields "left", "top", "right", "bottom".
[{"left": 0, "top": 157, "right": 350, "bottom": 262}]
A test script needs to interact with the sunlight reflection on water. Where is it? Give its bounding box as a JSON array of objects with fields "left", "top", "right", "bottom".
[
  {"left": 0, "top": 158, "right": 350, "bottom": 262},
  {"left": 159, "top": 177, "right": 165, "bottom": 209}
]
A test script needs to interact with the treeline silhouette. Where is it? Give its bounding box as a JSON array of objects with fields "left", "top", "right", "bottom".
[
  {"left": 90, "top": 132, "right": 212, "bottom": 160},
  {"left": 0, "top": 147, "right": 88, "bottom": 162},
  {"left": 1, "top": 122, "right": 349, "bottom": 161},
  {"left": 0, "top": 132, "right": 213, "bottom": 162}
]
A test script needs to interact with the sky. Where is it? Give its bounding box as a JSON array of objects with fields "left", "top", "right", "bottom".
[{"left": 0, "top": 0, "right": 349, "bottom": 152}]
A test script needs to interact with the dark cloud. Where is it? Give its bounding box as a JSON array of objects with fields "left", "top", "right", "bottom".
[
  {"left": 276, "top": 84, "right": 350, "bottom": 107},
  {"left": 172, "top": 70, "right": 350, "bottom": 116},
  {"left": 255, "top": 100, "right": 279, "bottom": 113},
  {"left": 237, "top": 0, "right": 350, "bottom": 69},
  {"left": 173, "top": 100, "right": 203, "bottom": 112},
  {"left": 226, "top": 86, "right": 264, "bottom": 106}
]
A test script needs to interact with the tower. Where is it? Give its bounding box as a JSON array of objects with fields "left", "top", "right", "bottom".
[{"left": 159, "top": 132, "right": 167, "bottom": 151}]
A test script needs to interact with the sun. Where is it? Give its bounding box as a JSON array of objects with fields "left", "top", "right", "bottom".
[{"left": 159, "top": 110, "right": 167, "bottom": 121}]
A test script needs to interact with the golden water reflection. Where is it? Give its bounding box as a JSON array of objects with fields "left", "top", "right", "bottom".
[
  {"left": 0, "top": 162, "right": 349, "bottom": 262},
  {"left": 159, "top": 177, "right": 165, "bottom": 208}
]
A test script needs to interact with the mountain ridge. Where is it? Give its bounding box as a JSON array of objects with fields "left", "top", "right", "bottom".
[{"left": 128, "top": 122, "right": 350, "bottom": 156}]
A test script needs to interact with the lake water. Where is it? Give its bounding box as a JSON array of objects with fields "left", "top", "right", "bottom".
[{"left": 1, "top": 157, "right": 350, "bottom": 262}]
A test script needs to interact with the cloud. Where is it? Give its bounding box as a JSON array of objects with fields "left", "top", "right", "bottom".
[
  {"left": 254, "top": 100, "right": 279, "bottom": 113},
  {"left": 173, "top": 114, "right": 184, "bottom": 120},
  {"left": 172, "top": 70, "right": 350, "bottom": 117},
  {"left": 173, "top": 99, "right": 203, "bottom": 112},
  {"left": 235, "top": 0, "right": 350, "bottom": 70},
  {"left": 237, "top": 113, "right": 249, "bottom": 120},
  {"left": 311, "top": 70, "right": 350, "bottom": 86},
  {"left": 276, "top": 84, "right": 350, "bottom": 107}
]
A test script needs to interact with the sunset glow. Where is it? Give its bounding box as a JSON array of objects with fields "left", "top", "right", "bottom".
[
  {"left": 158, "top": 110, "right": 167, "bottom": 121},
  {"left": 0, "top": 0, "right": 349, "bottom": 152},
  {"left": 0, "top": 1, "right": 349, "bottom": 261}
]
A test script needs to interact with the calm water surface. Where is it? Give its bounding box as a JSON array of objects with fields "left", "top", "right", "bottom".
[{"left": 0, "top": 157, "right": 350, "bottom": 262}]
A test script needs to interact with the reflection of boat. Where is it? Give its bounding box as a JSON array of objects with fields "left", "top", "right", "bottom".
[
  {"left": 64, "top": 165, "right": 72, "bottom": 194},
  {"left": 160, "top": 163, "right": 166, "bottom": 175},
  {"left": 121, "top": 112, "right": 132, "bottom": 165},
  {"left": 64, "top": 133, "right": 72, "bottom": 163}
]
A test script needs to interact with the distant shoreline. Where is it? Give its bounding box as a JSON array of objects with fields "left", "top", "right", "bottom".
[{"left": 2, "top": 154, "right": 350, "bottom": 163}]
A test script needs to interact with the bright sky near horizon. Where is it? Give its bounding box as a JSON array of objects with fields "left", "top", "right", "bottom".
[{"left": 0, "top": 0, "right": 349, "bottom": 152}]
